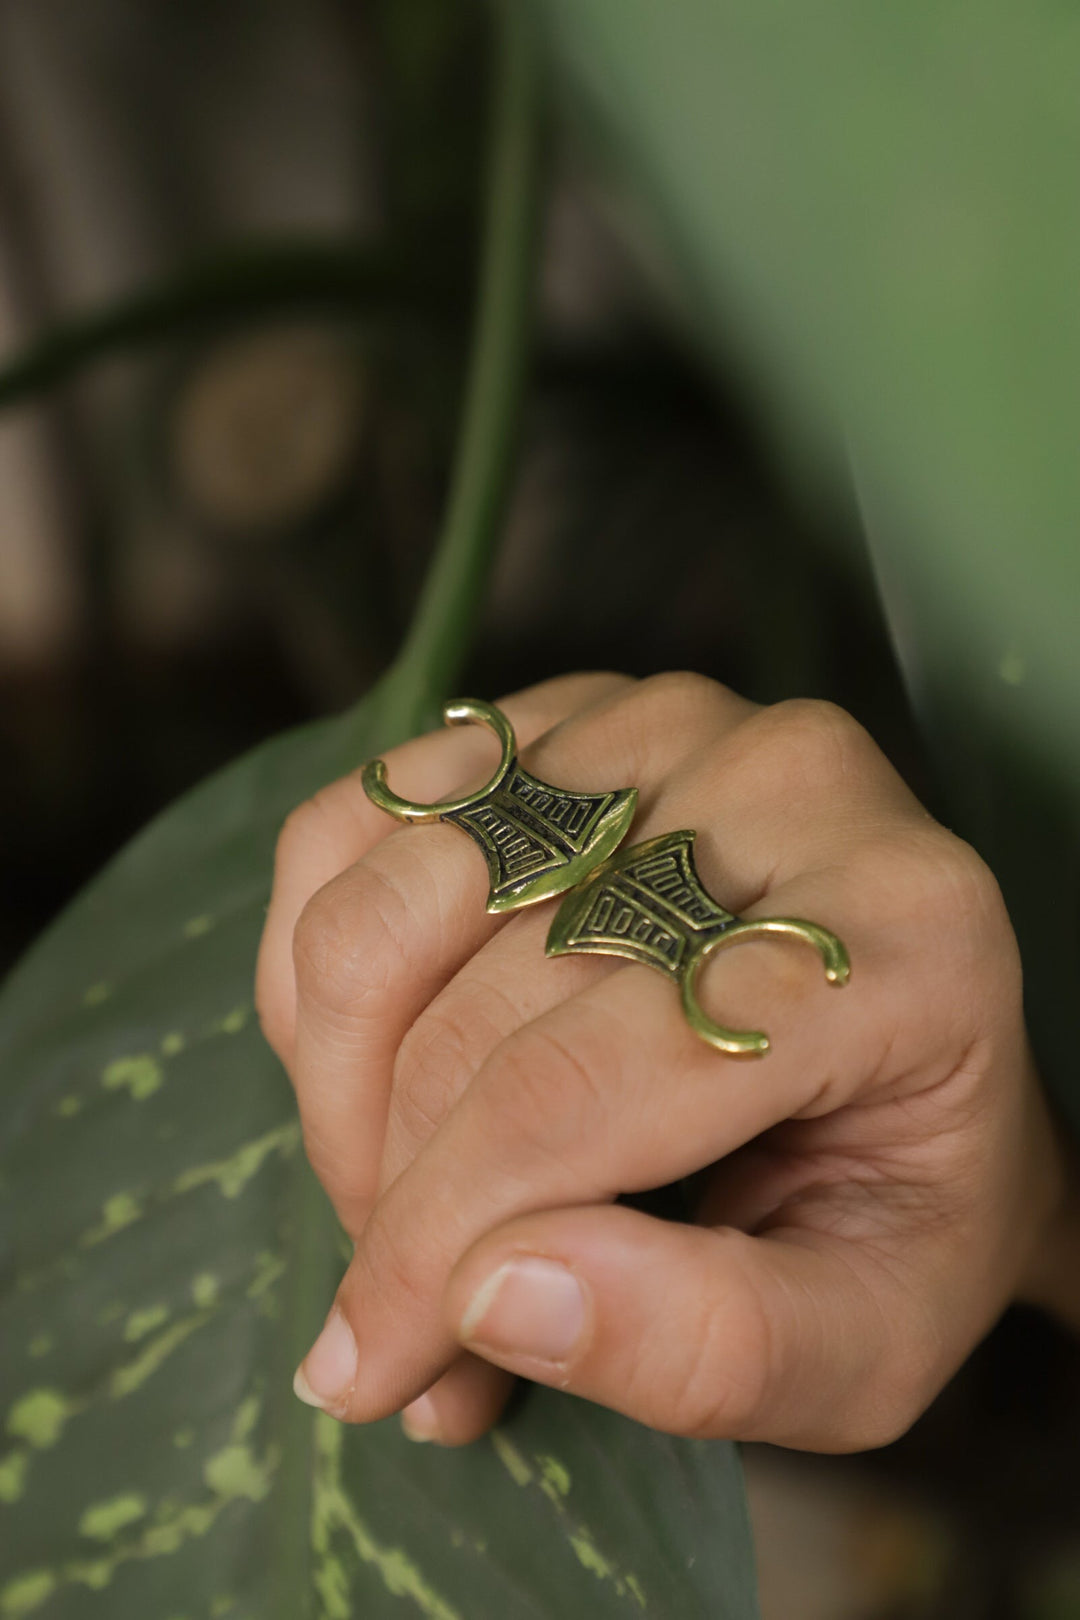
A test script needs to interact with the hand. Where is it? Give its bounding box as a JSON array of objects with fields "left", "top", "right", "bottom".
[{"left": 255, "top": 671, "right": 1067, "bottom": 1449}]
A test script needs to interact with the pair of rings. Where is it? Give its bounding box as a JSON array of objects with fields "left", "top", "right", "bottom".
[{"left": 362, "top": 699, "right": 850, "bottom": 1057}]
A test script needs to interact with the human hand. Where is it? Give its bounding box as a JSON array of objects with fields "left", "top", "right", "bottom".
[{"left": 256, "top": 671, "right": 1066, "bottom": 1449}]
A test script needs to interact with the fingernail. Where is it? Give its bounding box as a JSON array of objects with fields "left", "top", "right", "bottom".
[
  {"left": 459, "top": 1257, "right": 586, "bottom": 1363},
  {"left": 293, "top": 1308, "right": 357, "bottom": 1410},
  {"left": 401, "top": 1392, "right": 441, "bottom": 1444}
]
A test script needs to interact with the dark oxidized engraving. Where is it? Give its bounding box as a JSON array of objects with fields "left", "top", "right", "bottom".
[
  {"left": 547, "top": 826, "right": 851, "bottom": 1057},
  {"left": 547, "top": 830, "right": 736, "bottom": 976},
  {"left": 624, "top": 846, "right": 731, "bottom": 929}
]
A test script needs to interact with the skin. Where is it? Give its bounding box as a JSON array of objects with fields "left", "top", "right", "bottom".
[{"left": 255, "top": 670, "right": 1076, "bottom": 1450}]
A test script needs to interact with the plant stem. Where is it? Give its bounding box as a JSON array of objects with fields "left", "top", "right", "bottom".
[{"left": 376, "top": 0, "right": 543, "bottom": 735}]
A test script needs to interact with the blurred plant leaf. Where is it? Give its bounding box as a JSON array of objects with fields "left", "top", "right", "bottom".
[
  {"left": 534, "top": 0, "right": 1080, "bottom": 797},
  {"left": 0, "top": 682, "right": 759, "bottom": 1619}
]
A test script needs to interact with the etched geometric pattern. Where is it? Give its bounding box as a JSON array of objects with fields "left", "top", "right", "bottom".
[
  {"left": 444, "top": 766, "right": 629, "bottom": 909},
  {"left": 546, "top": 829, "right": 738, "bottom": 977}
]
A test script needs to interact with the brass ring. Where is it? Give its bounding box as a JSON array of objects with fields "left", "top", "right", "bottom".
[
  {"left": 362, "top": 699, "right": 515, "bottom": 823},
  {"left": 681, "top": 919, "right": 851, "bottom": 1058},
  {"left": 362, "top": 698, "right": 639, "bottom": 914},
  {"left": 547, "top": 828, "right": 850, "bottom": 1056}
]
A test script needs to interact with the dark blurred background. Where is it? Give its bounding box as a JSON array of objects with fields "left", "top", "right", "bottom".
[{"left": 1, "top": 4, "right": 1077, "bottom": 1616}]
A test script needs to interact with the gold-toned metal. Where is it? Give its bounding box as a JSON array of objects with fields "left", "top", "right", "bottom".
[
  {"left": 546, "top": 829, "right": 850, "bottom": 1056},
  {"left": 362, "top": 698, "right": 639, "bottom": 914}
]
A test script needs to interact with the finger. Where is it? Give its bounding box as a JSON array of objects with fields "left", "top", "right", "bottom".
[
  {"left": 293, "top": 838, "right": 932, "bottom": 1423},
  {"left": 276, "top": 674, "right": 633, "bottom": 1233},
  {"left": 287, "top": 672, "right": 754, "bottom": 1235},
  {"left": 373, "top": 696, "right": 909, "bottom": 1198},
  {"left": 256, "top": 671, "right": 632, "bottom": 1063},
  {"left": 399, "top": 1354, "right": 516, "bottom": 1446},
  {"left": 442, "top": 1202, "right": 956, "bottom": 1451},
  {"left": 374, "top": 683, "right": 773, "bottom": 1435},
  {"left": 375, "top": 700, "right": 833, "bottom": 1435}
]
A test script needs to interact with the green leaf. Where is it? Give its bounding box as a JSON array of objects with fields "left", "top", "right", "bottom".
[
  {"left": 0, "top": 683, "right": 759, "bottom": 1619},
  {"left": 534, "top": 0, "right": 1080, "bottom": 797}
]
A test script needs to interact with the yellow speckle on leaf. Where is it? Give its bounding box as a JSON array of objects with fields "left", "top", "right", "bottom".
[
  {"left": 192, "top": 1273, "right": 219, "bottom": 1308},
  {"left": 184, "top": 914, "right": 214, "bottom": 939},
  {"left": 161, "top": 1031, "right": 185, "bottom": 1058},
  {"left": 81, "top": 1191, "right": 143, "bottom": 1248},
  {"left": 51, "top": 1469, "right": 265, "bottom": 1599},
  {"left": 109, "top": 1315, "right": 206, "bottom": 1400},
  {"left": 626, "top": 1574, "right": 647, "bottom": 1607},
  {"left": 566, "top": 1523, "right": 646, "bottom": 1605},
  {"left": 27, "top": 1335, "right": 53, "bottom": 1359},
  {"left": 96, "top": 1302, "right": 125, "bottom": 1327},
  {"left": 140, "top": 1502, "right": 216, "bottom": 1555},
  {"left": 0, "top": 1450, "right": 28, "bottom": 1503},
  {"left": 123, "top": 1305, "right": 169, "bottom": 1342},
  {"left": 247, "top": 1251, "right": 285, "bottom": 1302},
  {"left": 231, "top": 1396, "right": 261, "bottom": 1444},
  {"left": 172, "top": 1123, "right": 300, "bottom": 1200},
  {"left": 217, "top": 1006, "right": 249, "bottom": 1036},
  {"left": 314, "top": 1556, "right": 350, "bottom": 1620},
  {"left": 102, "top": 1054, "right": 163, "bottom": 1102},
  {"left": 64, "top": 1559, "right": 111, "bottom": 1591},
  {"left": 569, "top": 1527, "right": 615, "bottom": 1580},
  {"left": 0, "top": 1571, "right": 56, "bottom": 1616},
  {"left": 82, "top": 982, "right": 111, "bottom": 1008},
  {"left": 173, "top": 1428, "right": 195, "bottom": 1449},
  {"left": 79, "top": 1493, "right": 147, "bottom": 1541},
  {"left": 313, "top": 1413, "right": 462, "bottom": 1620},
  {"left": 491, "top": 1429, "right": 533, "bottom": 1487},
  {"left": 203, "top": 1441, "right": 280, "bottom": 1503},
  {"left": 7, "top": 1389, "right": 77, "bottom": 1449},
  {"left": 210, "top": 1598, "right": 235, "bottom": 1618},
  {"left": 536, "top": 1454, "right": 571, "bottom": 1500},
  {"left": 53, "top": 1096, "right": 82, "bottom": 1119}
]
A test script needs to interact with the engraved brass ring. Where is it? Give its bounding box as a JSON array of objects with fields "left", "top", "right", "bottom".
[
  {"left": 547, "top": 830, "right": 850, "bottom": 1057},
  {"left": 361, "top": 698, "right": 638, "bottom": 914}
]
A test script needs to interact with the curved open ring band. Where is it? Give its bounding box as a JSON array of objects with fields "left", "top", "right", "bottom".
[
  {"left": 362, "top": 698, "right": 639, "bottom": 914},
  {"left": 547, "top": 829, "right": 850, "bottom": 1056}
]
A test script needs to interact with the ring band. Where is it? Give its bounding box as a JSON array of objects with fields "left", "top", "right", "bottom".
[
  {"left": 362, "top": 698, "right": 639, "bottom": 914},
  {"left": 546, "top": 829, "right": 850, "bottom": 1056}
]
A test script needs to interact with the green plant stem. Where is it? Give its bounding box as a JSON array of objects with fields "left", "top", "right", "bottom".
[
  {"left": 0, "top": 241, "right": 431, "bottom": 412},
  {"left": 376, "top": 0, "right": 543, "bottom": 735}
]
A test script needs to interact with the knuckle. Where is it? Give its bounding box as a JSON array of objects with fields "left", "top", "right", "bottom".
[
  {"left": 581, "top": 671, "right": 730, "bottom": 779},
  {"left": 391, "top": 1005, "right": 480, "bottom": 1152},
  {"left": 275, "top": 788, "right": 342, "bottom": 874},
  {"left": 882, "top": 825, "right": 1018, "bottom": 985},
  {"left": 633, "top": 670, "right": 724, "bottom": 727},
  {"left": 478, "top": 1022, "right": 608, "bottom": 1178},
  {"left": 825, "top": 1262, "right": 948, "bottom": 1451},
  {"left": 752, "top": 698, "right": 876, "bottom": 791},
  {"left": 349, "top": 1204, "right": 432, "bottom": 1323},
  {"left": 933, "top": 833, "right": 1009, "bottom": 936},
  {"left": 834, "top": 1341, "right": 940, "bottom": 1451},
  {"left": 664, "top": 1241, "right": 775, "bottom": 1439},
  {"left": 522, "top": 670, "right": 636, "bottom": 710},
  {"left": 292, "top": 867, "right": 404, "bottom": 1019}
]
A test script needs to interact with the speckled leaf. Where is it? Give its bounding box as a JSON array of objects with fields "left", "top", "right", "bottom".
[{"left": 0, "top": 687, "right": 759, "bottom": 1619}]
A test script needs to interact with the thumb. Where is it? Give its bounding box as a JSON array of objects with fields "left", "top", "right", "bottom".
[{"left": 444, "top": 1203, "right": 940, "bottom": 1452}]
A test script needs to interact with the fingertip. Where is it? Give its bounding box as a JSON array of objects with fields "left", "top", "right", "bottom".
[{"left": 400, "top": 1357, "right": 516, "bottom": 1447}]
